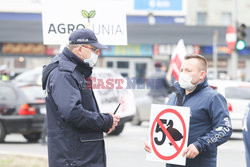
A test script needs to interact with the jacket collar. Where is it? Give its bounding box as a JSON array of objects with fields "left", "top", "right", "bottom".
[
  {"left": 174, "top": 77, "right": 209, "bottom": 96},
  {"left": 61, "top": 47, "right": 93, "bottom": 77}
]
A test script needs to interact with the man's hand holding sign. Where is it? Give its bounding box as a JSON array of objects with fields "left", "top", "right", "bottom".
[
  {"left": 145, "top": 104, "right": 190, "bottom": 166},
  {"left": 182, "top": 144, "right": 199, "bottom": 159},
  {"left": 145, "top": 54, "right": 232, "bottom": 167}
]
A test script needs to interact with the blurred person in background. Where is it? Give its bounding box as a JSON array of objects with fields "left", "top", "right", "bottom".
[
  {"left": 147, "top": 62, "right": 172, "bottom": 104},
  {"left": 243, "top": 103, "right": 250, "bottom": 167},
  {"left": 42, "top": 28, "right": 120, "bottom": 167},
  {"left": 160, "top": 62, "right": 168, "bottom": 73},
  {"left": 145, "top": 54, "right": 232, "bottom": 167},
  {"left": 0, "top": 70, "right": 9, "bottom": 81}
]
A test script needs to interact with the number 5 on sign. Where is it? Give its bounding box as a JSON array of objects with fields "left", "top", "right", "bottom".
[{"left": 146, "top": 104, "right": 190, "bottom": 166}]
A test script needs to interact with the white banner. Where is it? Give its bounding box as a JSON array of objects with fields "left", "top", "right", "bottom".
[
  {"left": 42, "top": 0, "right": 127, "bottom": 45},
  {"left": 0, "top": 0, "right": 41, "bottom": 13},
  {"left": 146, "top": 104, "right": 190, "bottom": 166}
]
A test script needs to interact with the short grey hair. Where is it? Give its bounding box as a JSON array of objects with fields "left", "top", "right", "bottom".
[{"left": 67, "top": 44, "right": 82, "bottom": 51}]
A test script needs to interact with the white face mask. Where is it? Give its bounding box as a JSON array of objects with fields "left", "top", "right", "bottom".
[
  {"left": 84, "top": 52, "right": 98, "bottom": 67},
  {"left": 178, "top": 73, "right": 196, "bottom": 90}
]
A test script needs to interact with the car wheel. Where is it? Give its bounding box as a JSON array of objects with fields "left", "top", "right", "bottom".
[
  {"left": 131, "top": 110, "right": 142, "bottom": 126},
  {"left": 0, "top": 122, "right": 6, "bottom": 143},
  {"left": 23, "top": 133, "right": 41, "bottom": 143},
  {"left": 108, "top": 124, "right": 125, "bottom": 136}
]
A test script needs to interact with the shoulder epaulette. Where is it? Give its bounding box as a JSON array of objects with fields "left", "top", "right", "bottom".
[{"left": 58, "top": 60, "right": 76, "bottom": 72}]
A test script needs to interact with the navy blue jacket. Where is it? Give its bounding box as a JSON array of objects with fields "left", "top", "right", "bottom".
[
  {"left": 42, "top": 47, "right": 113, "bottom": 167},
  {"left": 166, "top": 78, "right": 232, "bottom": 167},
  {"left": 147, "top": 68, "right": 171, "bottom": 98},
  {"left": 243, "top": 103, "right": 250, "bottom": 167}
]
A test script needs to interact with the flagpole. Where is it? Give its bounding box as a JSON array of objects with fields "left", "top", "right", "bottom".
[
  {"left": 213, "top": 30, "right": 218, "bottom": 79},
  {"left": 231, "top": 0, "right": 238, "bottom": 80},
  {"left": 166, "top": 64, "right": 173, "bottom": 83}
]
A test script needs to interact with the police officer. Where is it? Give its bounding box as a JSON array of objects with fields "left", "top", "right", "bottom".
[
  {"left": 42, "top": 28, "right": 120, "bottom": 167},
  {"left": 1, "top": 71, "right": 9, "bottom": 81}
]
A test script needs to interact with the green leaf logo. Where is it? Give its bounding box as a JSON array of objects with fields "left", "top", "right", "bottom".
[
  {"left": 82, "top": 10, "right": 89, "bottom": 18},
  {"left": 81, "top": 10, "right": 96, "bottom": 23},
  {"left": 89, "top": 10, "right": 96, "bottom": 18}
]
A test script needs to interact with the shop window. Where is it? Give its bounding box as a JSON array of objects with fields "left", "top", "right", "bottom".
[
  {"left": 136, "top": 63, "right": 147, "bottom": 83},
  {"left": 107, "top": 61, "right": 113, "bottom": 68},
  {"left": 197, "top": 12, "right": 207, "bottom": 25},
  {"left": 117, "top": 61, "right": 129, "bottom": 69},
  {"left": 221, "top": 12, "right": 232, "bottom": 26},
  {"left": 14, "top": 57, "right": 26, "bottom": 68}
]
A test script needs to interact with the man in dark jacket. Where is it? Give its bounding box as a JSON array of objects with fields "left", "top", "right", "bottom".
[
  {"left": 42, "top": 28, "right": 120, "bottom": 167},
  {"left": 145, "top": 54, "right": 232, "bottom": 167},
  {"left": 147, "top": 62, "right": 172, "bottom": 104}
]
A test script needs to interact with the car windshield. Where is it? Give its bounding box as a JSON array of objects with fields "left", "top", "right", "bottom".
[
  {"left": 14, "top": 68, "right": 42, "bottom": 85},
  {"left": 21, "top": 86, "right": 45, "bottom": 101},
  {"left": 225, "top": 86, "right": 250, "bottom": 100}
]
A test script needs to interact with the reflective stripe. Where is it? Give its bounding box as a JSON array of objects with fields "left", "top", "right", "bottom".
[{"left": 80, "top": 138, "right": 103, "bottom": 143}]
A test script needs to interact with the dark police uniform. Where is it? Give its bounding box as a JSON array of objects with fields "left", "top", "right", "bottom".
[{"left": 42, "top": 47, "right": 113, "bottom": 167}]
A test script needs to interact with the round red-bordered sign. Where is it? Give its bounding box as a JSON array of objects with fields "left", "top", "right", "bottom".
[{"left": 150, "top": 108, "right": 187, "bottom": 160}]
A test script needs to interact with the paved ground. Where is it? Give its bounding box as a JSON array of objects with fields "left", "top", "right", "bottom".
[{"left": 0, "top": 123, "right": 246, "bottom": 167}]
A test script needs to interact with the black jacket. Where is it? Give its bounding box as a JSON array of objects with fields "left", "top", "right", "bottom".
[
  {"left": 42, "top": 47, "right": 113, "bottom": 167},
  {"left": 166, "top": 78, "right": 232, "bottom": 167},
  {"left": 147, "top": 68, "right": 172, "bottom": 97}
]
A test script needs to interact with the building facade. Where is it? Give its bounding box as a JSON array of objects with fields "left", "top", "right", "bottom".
[
  {"left": 0, "top": 0, "right": 250, "bottom": 81},
  {"left": 186, "top": 0, "right": 250, "bottom": 26}
]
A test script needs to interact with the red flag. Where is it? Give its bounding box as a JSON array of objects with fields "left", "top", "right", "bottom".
[{"left": 169, "top": 39, "right": 187, "bottom": 81}]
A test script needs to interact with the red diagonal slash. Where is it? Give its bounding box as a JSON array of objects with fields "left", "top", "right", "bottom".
[{"left": 156, "top": 119, "right": 180, "bottom": 151}]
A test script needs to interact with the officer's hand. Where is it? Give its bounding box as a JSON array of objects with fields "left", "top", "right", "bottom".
[
  {"left": 111, "top": 113, "right": 120, "bottom": 127},
  {"left": 106, "top": 113, "right": 120, "bottom": 134},
  {"left": 182, "top": 144, "right": 199, "bottom": 159},
  {"left": 144, "top": 140, "right": 151, "bottom": 153}
]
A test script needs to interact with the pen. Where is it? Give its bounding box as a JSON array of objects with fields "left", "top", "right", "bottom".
[{"left": 113, "top": 103, "right": 121, "bottom": 115}]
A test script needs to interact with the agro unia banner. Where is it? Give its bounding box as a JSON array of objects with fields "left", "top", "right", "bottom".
[{"left": 42, "top": 0, "right": 127, "bottom": 45}]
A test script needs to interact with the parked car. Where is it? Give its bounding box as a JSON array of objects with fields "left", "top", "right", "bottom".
[
  {"left": 208, "top": 80, "right": 250, "bottom": 132},
  {"left": 92, "top": 68, "right": 136, "bottom": 135},
  {"left": 132, "top": 89, "right": 170, "bottom": 125},
  {"left": 133, "top": 79, "right": 250, "bottom": 130},
  {"left": 12, "top": 67, "right": 136, "bottom": 135},
  {"left": 12, "top": 67, "right": 42, "bottom": 87},
  {"left": 0, "top": 81, "right": 45, "bottom": 142}
]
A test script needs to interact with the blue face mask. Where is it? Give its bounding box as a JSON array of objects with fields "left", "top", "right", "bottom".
[{"left": 84, "top": 52, "right": 98, "bottom": 67}]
